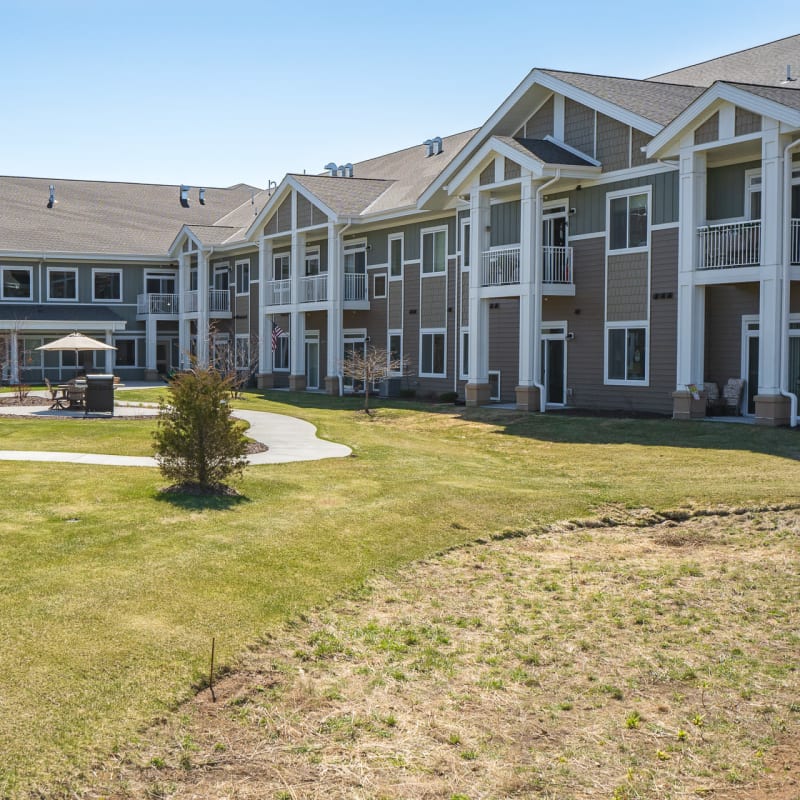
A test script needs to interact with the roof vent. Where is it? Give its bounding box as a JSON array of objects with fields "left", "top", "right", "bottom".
[
  {"left": 180, "top": 185, "right": 190, "bottom": 208},
  {"left": 339, "top": 163, "right": 354, "bottom": 178},
  {"left": 47, "top": 184, "right": 55, "bottom": 209},
  {"left": 324, "top": 162, "right": 338, "bottom": 177},
  {"left": 424, "top": 137, "right": 443, "bottom": 157},
  {"left": 268, "top": 179, "right": 277, "bottom": 194},
  {"left": 198, "top": 187, "right": 206, "bottom": 205},
  {"left": 785, "top": 65, "right": 797, "bottom": 83}
]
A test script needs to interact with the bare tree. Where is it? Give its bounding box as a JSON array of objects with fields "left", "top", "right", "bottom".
[
  {"left": 341, "top": 345, "right": 403, "bottom": 413},
  {"left": 210, "top": 328, "right": 260, "bottom": 399}
]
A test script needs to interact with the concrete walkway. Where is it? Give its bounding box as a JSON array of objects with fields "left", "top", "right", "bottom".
[{"left": 0, "top": 400, "right": 351, "bottom": 467}]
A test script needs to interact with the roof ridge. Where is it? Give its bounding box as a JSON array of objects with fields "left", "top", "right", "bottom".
[
  {"left": 541, "top": 68, "right": 700, "bottom": 89},
  {"left": 0, "top": 175, "right": 262, "bottom": 191}
]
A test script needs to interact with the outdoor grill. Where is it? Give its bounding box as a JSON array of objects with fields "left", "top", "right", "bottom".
[{"left": 84, "top": 374, "right": 115, "bottom": 415}]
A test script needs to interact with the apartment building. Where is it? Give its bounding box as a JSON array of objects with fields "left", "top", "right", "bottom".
[{"left": 2, "top": 34, "right": 800, "bottom": 424}]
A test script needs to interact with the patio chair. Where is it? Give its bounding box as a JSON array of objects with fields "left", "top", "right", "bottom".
[
  {"left": 65, "top": 380, "right": 86, "bottom": 409},
  {"left": 703, "top": 382, "right": 723, "bottom": 415},
  {"left": 722, "top": 378, "right": 745, "bottom": 415},
  {"left": 44, "top": 377, "right": 68, "bottom": 410}
]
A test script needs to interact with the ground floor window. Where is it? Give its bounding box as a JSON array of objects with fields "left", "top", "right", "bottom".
[
  {"left": 273, "top": 333, "right": 289, "bottom": 371},
  {"left": 115, "top": 338, "right": 138, "bottom": 367},
  {"left": 388, "top": 331, "right": 402, "bottom": 375},
  {"left": 420, "top": 329, "right": 446, "bottom": 377},
  {"left": 606, "top": 324, "right": 647, "bottom": 384},
  {"left": 235, "top": 335, "right": 250, "bottom": 369},
  {"left": 460, "top": 328, "right": 469, "bottom": 379}
]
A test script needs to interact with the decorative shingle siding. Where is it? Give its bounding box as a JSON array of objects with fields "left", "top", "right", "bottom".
[
  {"left": 630, "top": 129, "right": 654, "bottom": 168},
  {"left": 606, "top": 252, "right": 649, "bottom": 322},
  {"left": 264, "top": 195, "right": 292, "bottom": 235},
  {"left": 525, "top": 95, "right": 554, "bottom": 139},
  {"left": 694, "top": 111, "right": 720, "bottom": 145},
  {"left": 596, "top": 113, "right": 629, "bottom": 172},
  {"left": 296, "top": 193, "right": 313, "bottom": 228},
  {"left": 735, "top": 106, "right": 762, "bottom": 136},
  {"left": 479, "top": 163, "right": 495, "bottom": 186},
  {"left": 311, "top": 204, "right": 327, "bottom": 226},
  {"left": 564, "top": 99, "right": 595, "bottom": 159},
  {"left": 504, "top": 159, "right": 521, "bottom": 181}
]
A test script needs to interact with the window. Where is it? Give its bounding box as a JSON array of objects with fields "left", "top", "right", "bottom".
[
  {"left": 344, "top": 243, "right": 366, "bottom": 273},
  {"left": 115, "top": 338, "right": 138, "bottom": 367},
  {"left": 1, "top": 266, "right": 33, "bottom": 300},
  {"left": 274, "top": 253, "right": 290, "bottom": 280},
  {"left": 609, "top": 192, "right": 648, "bottom": 251},
  {"left": 388, "top": 331, "right": 402, "bottom": 375},
  {"left": 420, "top": 329, "right": 446, "bottom": 376},
  {"left": 422, "top": 228, "right": 447, "bottom": 274},
  {"left": 235, "top": 335, "right": 250, "bottom": 369},
  {"left": 273, "top": 333, "right": 289, "bottom": 371},
  {"left": 21, "top": 336, "right": 42, "bottom": 368},
  {"left": 460, "top": 328, "right": 469, "bottom": 379},
  {"left": 146, "top": 273, "right": 176, "bottom": 294},
  {"left": 745, "top": 170, "right": 762, "bottom": 221},
  {"left": 213, "top": 265, "right": 229, "bottom": 291},
  {"left": 48, "top": 268, "right": 78, "bottom": 301},
  {"left": 389, "top": 235, "right": 403, "bottom": 279},
  {"left": 606, "top": 325, "right": 647, "bottom": 384},
  {"left": 373, "top": 273, "right": 387, "bottom": 299},
  {"left": 461, "top": 222, "right": 471, "bottom": 270},
  {"left": 189, "top": 269, "right": 198, "bottom": 291},
  {"left": 235, "top": 260, "right": 250, "bottom": 295},
  {"left": 304, "top": 248, "right": 320, "bottom": 276},
  {"left": 93, "top": 269, "right": 122, "bottom": 302}
]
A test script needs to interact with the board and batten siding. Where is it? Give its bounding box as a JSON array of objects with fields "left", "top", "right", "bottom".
[
  {"left": 706, "top": 161, "right": 760, "bottom": 221},
  {"left": 488, "top": 299, "right": 520, "bottom": 403},
  {"left": 490, "top": 201, "right": 521, "bottom": 247}
]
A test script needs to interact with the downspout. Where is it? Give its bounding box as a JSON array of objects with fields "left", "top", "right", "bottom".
[
  {"left": 534, "top": 170, "right": 561, "bottom": 412},
  {"left": 780, "top": 138, "right": 800, "bottom": 426}
]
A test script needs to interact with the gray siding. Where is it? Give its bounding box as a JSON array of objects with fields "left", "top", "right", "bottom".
[
  {"left": 706, "top": 161, "right": 759, "bottom": 220},
  {"left": 564, "top": 98, "right": 595, "bottom": 158},
  {"left": 735, "top": 107, "right": 761, "bottom": 136},
  {"left": 490, "top": 201, "right": 520, "bottom": 247},
  {"left": 631, "top": 129, "right": 654, "bottom": 168},
  {"left": 488, "top": 299, "right": 519, "bottom": 402},
  {"left": 694, "top": 111, "right": 720, "bottom": 146},
  {"left": 420, "top": 274, "right": 446, "bottom": 328},
  {"left": 526, "top": 95, "right": 554, "bottom": 139},
  {"left": 649, "top": 228, "right": 678, "bottom": 399},
  {"left": 606, "top": 252, "right": 649, "bottom": 322},
  {"left": 596, "top": 113, "right": 629, "bottom": 173},
  {"left": 704, "top": 283, "right": 759, "bottom": 389},
  {"left": 388, "top": 279, "right": 403, "bottom": 329}
]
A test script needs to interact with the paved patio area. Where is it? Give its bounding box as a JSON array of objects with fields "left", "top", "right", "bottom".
[{"left": 0, "top": 391, "right": 351, "bottom": 466}]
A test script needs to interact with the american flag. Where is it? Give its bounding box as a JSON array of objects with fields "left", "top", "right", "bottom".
[{"left": 271, "top": 322, "right": 285, "bottom": 352}]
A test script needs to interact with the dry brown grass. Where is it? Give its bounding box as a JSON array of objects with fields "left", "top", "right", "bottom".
[{"left": 88, "top": 507, "right": 800, "bottom": 800}]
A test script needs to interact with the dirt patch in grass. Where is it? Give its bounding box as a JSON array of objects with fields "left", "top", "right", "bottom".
[{"left": 87, "top": 508, "right": 799, "bottom": 799}]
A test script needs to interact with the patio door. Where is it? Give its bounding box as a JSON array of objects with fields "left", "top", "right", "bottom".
[
  {"left": 342, "top": 330, "right": 367, "bottom": 391},
  {"left": 742, "top": 317, "right": 759, "bottom": 416},
  {"left": 542, "top": 204, "right": 568, "bottom": 282},
  {"left": 305, "top": 331, "right": 320, "bottom": 390},
  {"left": 540, "top": 324, "right": 567, "bottom": 405}
]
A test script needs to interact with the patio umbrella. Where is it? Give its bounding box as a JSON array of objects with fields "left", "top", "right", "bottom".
[{"left": 37, "top": 332, "right": 116, "bottom": 376}]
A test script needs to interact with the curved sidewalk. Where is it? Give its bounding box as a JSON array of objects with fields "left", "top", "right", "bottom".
[{"left": 0, "top": 407, "right": 351, "bottom": 467}]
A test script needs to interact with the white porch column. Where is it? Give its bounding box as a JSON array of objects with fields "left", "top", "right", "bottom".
[
  {"left": 145, "top": 319, "right": 157, "bottom": 377},
  {"left": 105, "top": 328, "right": 115, "bottom": 374},
  {"left": 673, "top": 141, "right": 707, "bottom": 419},
  {"left": 288, "top": 197, "right": 306, "bottom": 389},
  {"left": 257, "top": 237, "right": 274, "bottom": 388},
  {"left": 9, "top": 333, "right": 19, "bottom": 385},
  {"left": 466, "top": 182, "right": 490, "bottom": 406},
  {"left": 177, "top": 252, "right": 191, "bottom": 369},
  {"left": 197, "top": 249, "right": 210, "bottom": 367},
  {"left": 326, "top": 221, "right": 343, "bottom": 395},
  {"left": 517, "top": 175, "right": 541, "bottom": 411}
]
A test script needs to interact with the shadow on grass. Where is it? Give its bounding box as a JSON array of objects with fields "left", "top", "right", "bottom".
[{"left": 154, "top": 490, "right": 251, "bottom": 511}]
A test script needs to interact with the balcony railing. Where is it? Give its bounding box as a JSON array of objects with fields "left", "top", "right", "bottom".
[
  {"left": 265, "top": 279, "right": 291, "bottom": 306},
  {"left": 300, "top": 274, "right": 328, "bottom": 303},
  {"left": 182, "top": 290, "right": 230, "bottom": 314},
  {"left": 481, "top": 246, "right": 520, "bottom": 287},
  {"left": 792, "top": 219, "right": 800, "bottom": 266},
  {"left": 137, "top": 293, "right": 179, "bottom": 315},
  {"left": 697, "top": 220, "right": 761, "bottom": 269},
  {"left": 543, "top": 246, "right": 573, "bottom": 284},
  {"left": 344, "top": 272, "right": 367, "bottom": 301}
]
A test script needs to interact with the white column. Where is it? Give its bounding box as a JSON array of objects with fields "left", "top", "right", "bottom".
[
  {"left": 518, "top": 176, "right": 537, "bottom": 387},
  {"left": 758, "top": 121, "right": 785, "bottom": 396},
  {"left": 289, "top": 208, "right": 306, "bottom": 381},
  {"left": 326, "top": 222, "right": 343, "bottom": 387},
  {"left": 290, "top": 310, "right": 306, "bottom": 380},
  {"left": 467, "top": 184, "right": 490, "bottom": 386},
  {"left": 105, "top": 329, "right": 115, "bottom": 373},
  {"left": 197, "top": 250, "right": 210, "bottom": 367},
  {"left": 9, "top": 333, "right": 19, "bottom": 385},
  {"left": 145, "top": 319, "right": 157, "bottom": 375},
  {"left": 258, "top": 237, "right": 272, "bottom": 377},
  {"left": 177, "top": 252, "right": 190, "bottom": 368},
  {"left": 675, "top": 143, "right": 707, "bottom": 389}
]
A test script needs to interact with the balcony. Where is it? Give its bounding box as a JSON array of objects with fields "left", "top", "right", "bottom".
[
  {"left": 265, "top": 279, "right": 291, "bottom": 306},
  {"left": 697, "top": 220, "right": 760, "bottom": 269},
  {"left": 137, "top": 293, "right": 179, "bottom": 316},
  {"left": 481, "top": 246, "right": 520, "bottom": 287},
  {"left": 543, "top": 246, "right": 573, "bottom": 284},
  {"left": 182, "top": 289, "right": 231, "bottom": 315},
  {"left": 344, "top": 273, "right": 367, "bottom": 301},
  {"left": 792, "top": 219, "right": 800, "bottom": 265},
  {"left": 299, "top": 274, "right": 328, "bottom": 303}
]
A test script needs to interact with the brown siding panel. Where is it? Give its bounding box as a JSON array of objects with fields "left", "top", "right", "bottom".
[
  {"left": 631, "top": 129, "right": 653, "bottom": 168},
  {"left": 296, "top": 194, "right": 312, "bottom": 228},
  {"left": 704, "top": 283, "right": 759, "bottom": 389},
  {"left": 489, "top": 300, "right": 519, "bottom": 403},
  {"left": 420, "top": 274, "right": 446, "bottom": 328}
]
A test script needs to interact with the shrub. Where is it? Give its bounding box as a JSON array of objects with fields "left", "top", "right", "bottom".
[
  {"left": 438, "top": 391, "right": 458, "bottom": 403},
  {"left": 153, "top": 366, "right": 248, "bottom": 493}
]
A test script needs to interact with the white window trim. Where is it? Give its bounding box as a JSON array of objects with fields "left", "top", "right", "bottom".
[
  {"left": 273, "top": 252, "right": 290, "bottom": 280},
  {"left": 388, "top": 234, "right": 404, "bottom": 280},
  {"left": 388, "top": 329, "right": 403, "bottom": 376},
  {"left": 92, "top": 268, "right": 123, "bottom": 303},
  {"left": 460, "top": 327, "right": 469, "bottom": 380},
  {"left": 606, "top": 187, "right": 651, "bottom": 255},
  {"left": 46, "top": 266, "right": 79, "bottom": 302},
  {"left": 304, "top": 246, "right": 321, "bottom": 276},
  {"left": 113, "top": 336, "right": 140, "bottom": 368},
  {"left": 373, "top": 272, "right": 387, "bottom": 299},
  {"left": 604, "top": 321, "right": 649, "bottom": 386},
  {"left": 488, "top": 370, "right": 501, "bottom": 402},
  {"left": 419, "top": 327, "right": 447, "bottom": 377},
  {"left": 1, "top": 265, "right": 34, "bottom": 301},
  {"left": 235, "top": 259, "right": 250, "bottom": 296},
  {"left": 213, "top": 262, "right": 230, "bottom": 291},
  {"left": 421, "top": 225, "right": 448, "bottom": 276},
  {"left": 745, "top": 168, "right": 762, "bottom": 221}
]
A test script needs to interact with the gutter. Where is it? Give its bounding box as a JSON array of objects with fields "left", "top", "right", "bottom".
[
  {"left": 780, "top": 137, "right": 800, "bottom": 426},
  {"left": 534, "top": 171, "right": 560, "bottom": 412}
]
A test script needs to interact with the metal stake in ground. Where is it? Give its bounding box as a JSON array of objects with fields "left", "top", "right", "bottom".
[{"left": 209, "top": 637, "right": 216, "bottom": 702}]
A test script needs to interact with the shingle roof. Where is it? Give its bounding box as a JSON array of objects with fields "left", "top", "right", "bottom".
[
  {"left": 498, "top": 136, "right": 597, "bottom": 166},
  {"left": 0, "top": 177, "right": 259, "bottom": 256},
  {"left": 0, "top": 304, "right": 124, "bottom": 322},
  {"left": 541, "top": 70, "right": 705, "bottom": 127},
  {"left": 185, "top": 224, "right": 241, "bottom": 246},
  {"left": 291, "top": 174, "right": 395, "bottom": 217},
  {"left": 725, "top": 81, "right": 800, "bottom": 111},
  {"left": 649, "top": 34, "right": 800, "bottom": 88}
]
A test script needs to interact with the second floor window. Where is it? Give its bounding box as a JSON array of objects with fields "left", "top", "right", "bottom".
[
  {"left": 1, "top": 267, "right": 32, "bottom": 300},
  {"left": 422, "top": 229, "right": 447, "bottom": 274},
  {"left": 93, "top": 271, "right": 121, "bottom": 302},
  {"left": 274, "top": 254, "right": 290, "bottom": 281},
  {"left": 48, "top": 269, "right": 77, "bottom": 301},
  {"left": 235, "top": 261, "right": 250, "bottom": 295},
  {"left": 609, "top": 192, "right": 648, "bottom": 251}
]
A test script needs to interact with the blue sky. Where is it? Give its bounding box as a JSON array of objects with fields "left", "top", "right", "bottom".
[{"left": 2, "top": 1, "right": 798, "bottom": 188}]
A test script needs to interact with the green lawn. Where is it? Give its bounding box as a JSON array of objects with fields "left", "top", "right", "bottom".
[{"left": 1, "top": 390, "right": 799, "bottom": 797}]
